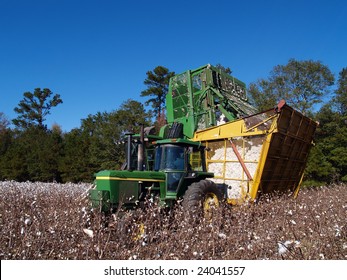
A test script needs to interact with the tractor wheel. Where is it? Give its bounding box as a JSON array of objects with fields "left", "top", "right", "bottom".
[{"left": 182, "top": 180, "right": 222, "bottom": 220}]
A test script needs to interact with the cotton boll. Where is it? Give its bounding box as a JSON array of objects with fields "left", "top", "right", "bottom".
[
  {"left": 24, "top": 218, "right": 32, "bottom": 226},
  {"left": 83, "top": 228, "right": 94, "bottom": 238}
]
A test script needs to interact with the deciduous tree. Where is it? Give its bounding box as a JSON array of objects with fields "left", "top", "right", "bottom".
[{"left": 248, "top": 59, "right": 334, "bottom": 114}]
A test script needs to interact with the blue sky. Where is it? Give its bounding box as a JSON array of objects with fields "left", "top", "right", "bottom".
[{"left": 1, "top": 0, "right": 346, "bottom": 132}]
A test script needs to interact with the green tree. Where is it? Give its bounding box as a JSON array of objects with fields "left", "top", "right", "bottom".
[
  {"left": 141, "top": 66, "right": 175, "bottom": 121},
  {"left": 0, "top": 113, "right": 10, "bottom": 154},
  {"left": 59, "top": 128, "right": 92, "bottom": 182},
  {"left": 248, "top": 81, "right": 278, "bottom": 112},
  {"left": 0, "top": 112, "right": 9, "bottom": 132},
  {"left": 13, "top": 88, "right": 63, "bottom": 129},
  {"left": 26, "top": 127, "right": 63, "bottom": 182},
  {"left": 305, "top": 80, "right": 347, "bottom": 185},
  {"left": 329, "top": 67, "right": 347, "bottom": 182},
  {"left": 0, "top": 113, "right": 12, "bottom": 180},
  {"left": 59, "top": 99, "right": 152, "bottom": 182},
  {"left": 248, "top": 59, "right": 334, "bottom": 114},
  {"left": 304, "top": 145, "right": 335, "bottom": 185},
  {"left": 0, "top": 131, "right": 29, "bottom": 181},
  {"left": 115, "top": 99, "right": 152, "bottom": 134},
  {"left": 334, "top": 67, "right": 347, "bottom": 115},
  {"left": 0, "top": 127, "right": 63, "bottom": 182}
]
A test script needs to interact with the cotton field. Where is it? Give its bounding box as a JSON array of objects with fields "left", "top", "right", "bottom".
[{"left": 0, "top": 181, "right": 346, "bottom": 260}]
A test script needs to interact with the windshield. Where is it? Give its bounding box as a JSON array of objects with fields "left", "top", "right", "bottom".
[{"left": 154, "top": 145, "right": 185, "bottom": 171}]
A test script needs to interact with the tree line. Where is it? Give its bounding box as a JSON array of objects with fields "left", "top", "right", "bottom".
[
  {"left": 0, "top": 60, "right": 346, "bottom": 185},
  {"left": 248, "top": 60, "right": 347, "bottom": 185}
]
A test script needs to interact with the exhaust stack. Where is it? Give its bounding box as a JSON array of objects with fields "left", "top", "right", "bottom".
[
  {"left": 137, "top": 124, "right": 144, "bottom": 171},
  {"left": 125, "top": 132, "right": 134, "bottom": 171}
]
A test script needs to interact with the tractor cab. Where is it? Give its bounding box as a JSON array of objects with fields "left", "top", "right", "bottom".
[{"left": 152, "top": 138, "right": 214, "bottom": 201}]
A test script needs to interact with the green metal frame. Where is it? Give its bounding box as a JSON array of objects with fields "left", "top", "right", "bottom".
[{"left": 166, "top": 64, "right": 258, "bottom": 138}]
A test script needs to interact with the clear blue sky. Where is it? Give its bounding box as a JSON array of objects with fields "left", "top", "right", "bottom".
[{"left": 1, "top": 0, "right": 346, "bottom": 132}]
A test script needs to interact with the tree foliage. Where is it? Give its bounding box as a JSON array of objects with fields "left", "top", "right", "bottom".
[
  {"left": 248, "top": 59, "right": 334, "bottom": 114},
  {"left": 0, "top": 112, "right": 9, "bottom": 132},
  {"left": 59, "top": 99, "right": 152, "bottom": 182},
  {"left": 304, "top": 67, "right": 347, "bottom": 184},
  {"left": 13, "top": 88, "right": 63, "bottom": 129},
  {"left": 59, "top": 128, "right": 92, "bottom": 182},
  {"left": 141, "top": 66, "right": 175, "bottom": 121},
  {"left": 1, "top": 64, "right": 346, "bottom": 185},
  {"left": 334, "top": 67, "right": 347, "bottom": 115},
  {"left": 0, "top": 115, "right": 12, "bottom": 180},
  {"left": 248, "top": 81, "right": 278, "bottom": 112},
  {"left": 0, "top": 127, "right": 63, "bottom": 182}
]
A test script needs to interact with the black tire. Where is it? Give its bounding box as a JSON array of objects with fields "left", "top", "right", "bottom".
[{"left": 182, "top": 180, "right": 222, "bottom": 219}]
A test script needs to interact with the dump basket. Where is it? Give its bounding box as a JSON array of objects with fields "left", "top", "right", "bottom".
[{"left": 193, "top": 104, "right": 318, "bottom": 204}]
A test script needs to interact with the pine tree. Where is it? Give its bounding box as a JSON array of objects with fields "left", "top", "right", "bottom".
[
  {"left": 13, "top": 88, "right": 62, "bottom": 129},
  {"left": 141, "top": 66, "right": 175, "bottom": 122}
]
